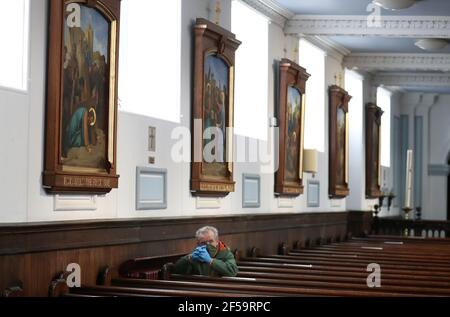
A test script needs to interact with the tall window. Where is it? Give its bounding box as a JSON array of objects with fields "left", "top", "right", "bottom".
[
  {"left": 377, "top": 87, "right": 391, "bottom": 167},
  {"left": 299, "top": 39, "right": 325, "bottom": 152},
  {"left": 0, "top": 0, "right": 30, "bottom": 91},
  {"left": 119, "top": 0, "right": 181, "bottom": 122},
  {"left": 232, "top": 0, "right": 269, "bottom": 140}
]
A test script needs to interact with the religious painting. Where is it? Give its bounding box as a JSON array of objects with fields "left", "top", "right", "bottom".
[
  {"left": 191, "top": 18, "right": 241, "bottom": 197},
  {"left": 62, "top": 4, "right": 109, "bottom": 169},
  {"left": 275, "top": 59, "right": 310, "bottom": 197},
  {"left": 202, "top": 55, "right": 229, "bottom": 179},
  {"left": 336, "top": 107, "right": 346, "bottom": 186},
  {"left": 365, "top": 103, "right": 383, "bottom": 198},
  {"left": 285, "top": 86, "right": 302, "bottom": 181},
  {"left": 43, "top": 0, "right": 121, "bottom": 194},
  {"left": 329, "top": 85, "right": 351, "bottom": 198}
]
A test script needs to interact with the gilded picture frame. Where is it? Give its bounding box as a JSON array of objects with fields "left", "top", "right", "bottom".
[
  {"left": 365, "top": 102, "right": 383, "bottom": 198},
  {"left": 274, "top": 59, "right": 310, "bottom": 197},
  {"left": 329, "top": 85, "right": 351, "bottom": 198},
  {"left": 43, "top": 0, "right": 121, "bottom": 194},
  {"left": 190, "top": 18, "right": 241, "bottom": 197}
]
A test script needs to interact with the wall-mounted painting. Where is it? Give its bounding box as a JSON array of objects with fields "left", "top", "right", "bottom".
[
  {"left": 43, "top": 0, "right": 120, "bottom": 194},
  {"left": 190, "top": 18, "right": 241, "bottom": 197},
  {"left": 365, "top": 103, "right": 383, "bottom": 198},
  {"left": 329, "top": 85, "right": 352, "bottom": 198},
  {"left": 274, "top": 59, "right": 310, "bottom": 196}
]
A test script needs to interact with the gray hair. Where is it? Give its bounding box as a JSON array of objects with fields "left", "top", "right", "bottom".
[{"left": 195, "top": 226, "right": 219, "bottom": 241}]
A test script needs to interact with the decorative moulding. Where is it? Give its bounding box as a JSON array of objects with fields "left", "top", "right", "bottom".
[
  {"left": 285, "top": 15, "right": 450, "bottom": 38},
  {"left": 344, "top": 53, "right": 450, "bottom": 72},
  {"left": 374, "top": 72, "right": 450, "bottom": 87}
]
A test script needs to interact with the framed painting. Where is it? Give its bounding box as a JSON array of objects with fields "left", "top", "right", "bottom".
[
  {"left": 365, "top": 103, "right": 383, "bottom": 198},
  {"left": 190, "top": 18, "right": 241, "bottom": 197},
  {"left": 43, "top": 0, "right": 121, "bottom": 194},
  {"left": 274, "top": 59, "right": 310, "bottom": 196},
  {"left": 329, "top": 85, "right": 352, "bottom": 198}
]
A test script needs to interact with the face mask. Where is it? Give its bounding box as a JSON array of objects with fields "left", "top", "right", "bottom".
[{"left": 207, "top": 243, "right": 217, "bottom": 256}]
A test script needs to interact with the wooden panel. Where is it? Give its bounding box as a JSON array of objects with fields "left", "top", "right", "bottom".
[{"left": 0, "top": 212, "right": 367, "bottom": 296}]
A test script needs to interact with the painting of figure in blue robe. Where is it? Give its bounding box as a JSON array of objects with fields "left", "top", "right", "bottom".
[{"left": 61, "top": 3, "right": 109, "bottom": 169}]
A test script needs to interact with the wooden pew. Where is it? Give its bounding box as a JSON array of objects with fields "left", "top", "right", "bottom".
[
  {"left": 104, "top": 269, "right": 429, "bottom": 297},
  {"left": 109, "top": 236, "right": 450, "bottom": 297},
  {"left": 49, "top": 275, "right": 252, "bottom": 297}
]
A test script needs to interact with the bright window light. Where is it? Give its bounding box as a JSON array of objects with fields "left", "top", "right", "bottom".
[
  {"left": 119, "top": 0, "right": 181, "bottom": 122},
  {"left": 0, "top": 0, "right": 30, "bottom": 91},
  {"left": 299, "top": 39, "right": 325, "bottom": 152},
  {"left": 377, "top": 87, "right": 391, "bottom": 167},
  {"left": 232, "top": 0, "right": 269, "bottom": 140}
]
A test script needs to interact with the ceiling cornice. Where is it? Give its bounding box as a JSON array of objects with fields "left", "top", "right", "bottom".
[
  {"left": 285, "top": 15, "right": 450, "bottom": 37},
  {"left": 374, "top": 72, "right": 450, "bottom": 88},
  {"left": 344, "top": 53, "right": 450, "bottom": 72},
  {"left": 240, "top": 0, "right": 294, "bottom": 27}
]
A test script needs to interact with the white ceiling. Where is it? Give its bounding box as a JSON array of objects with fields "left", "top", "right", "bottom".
[{"left": 269, "top": 0, "right": 450, "bottom": 93}]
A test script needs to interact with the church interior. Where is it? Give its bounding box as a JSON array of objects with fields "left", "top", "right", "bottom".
[{"left": 1, "top": 0, "right": 450, "bottom": 298}]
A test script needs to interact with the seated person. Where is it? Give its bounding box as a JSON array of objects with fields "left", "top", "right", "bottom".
[{"left": 172, "top": 226, "right": 238, "bottom": 277}]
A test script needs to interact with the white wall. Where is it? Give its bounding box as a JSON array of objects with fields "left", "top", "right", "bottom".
[{"left": 1, "top": 0, "right": 356, "bottom": 224}]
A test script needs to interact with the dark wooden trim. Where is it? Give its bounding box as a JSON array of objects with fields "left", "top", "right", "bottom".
[
  {"left": 0, "top": 212, "right": 349, "bottom": 256},
  {"left": 365, "top": 103, "right": 383, "bottom": 198},
  {"left": 328, "top": 85, "right": 352, "bottom": 198},
  {"left": 43, "top": 0, "right": 121, "bottom": 194},
  {"left": 274, "top": 58, "right": 310, "bottom": 197},
  {"left": 190, "top": 18, "right": 241, "bottom": 197},
  {"left": 0, "top": 211, "right": 367, "bottom": 296}
]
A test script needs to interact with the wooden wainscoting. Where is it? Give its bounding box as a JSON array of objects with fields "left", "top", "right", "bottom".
[{"left": 0, "top": 211, "right": 370, "bottom": 296}]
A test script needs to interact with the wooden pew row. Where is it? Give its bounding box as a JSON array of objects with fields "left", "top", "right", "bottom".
[
  {"left": 265, "top": 253, "right": 450, "bottom": 268},
  {"left": 237, "top": 260, "right": 450, "bottom": 280},
  {"left": 268, "top": 241, "right": 450, "bottom": 268},
  {"left": 315, "top": 240, "right": 450, "bottom": 253},
  {"left": 49, "top": 276, "right": 254, "bottom": 297},
  {"left": 167, "top": 273, "right": 450, "bottom": 296},
  {"left": 237, "top": 265, "right": 450, "bottom": 283},
  {"left": 244, "top": 240, "right": 450, "bottom": 279},
  {"left": 103, "top": 270, "right": 428, "bottom": 297},
  {"left": 233, "top": 259, "right": 450, "bottom": 295},
  {"left": 288, "top": 247, "right": 450, "bottom": 263},
  {"left": 106, "top": 235, "right": 450, "bottom": 297},
  {"left": 235, "top": 270, "right": 450, "bottom": 289},
  {"left": 357, "top": 236, "right": 450, "bottom": 244},
  {"left": 239, "top": 256, "right": 450, "bottom": 275}
]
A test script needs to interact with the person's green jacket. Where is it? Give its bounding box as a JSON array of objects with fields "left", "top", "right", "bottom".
[{"left": 172, "top": 245, "right": 238, "bottom": 277}]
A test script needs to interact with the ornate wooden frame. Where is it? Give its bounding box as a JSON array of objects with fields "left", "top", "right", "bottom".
[
  {"left": 190, "top": 18, "right": 241, "bottom": 197},
  {"left": 365, "top": 102, "right": 383, "bottom": 198},
  {"left": 328, "top": 85, "right": 351, "bottom": 198},
  {"left": 275, "top": 59, "right": 310, "bottom": 196},
  {"left": 43, "top": 0, "right": 121, "bottom": 194}
]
